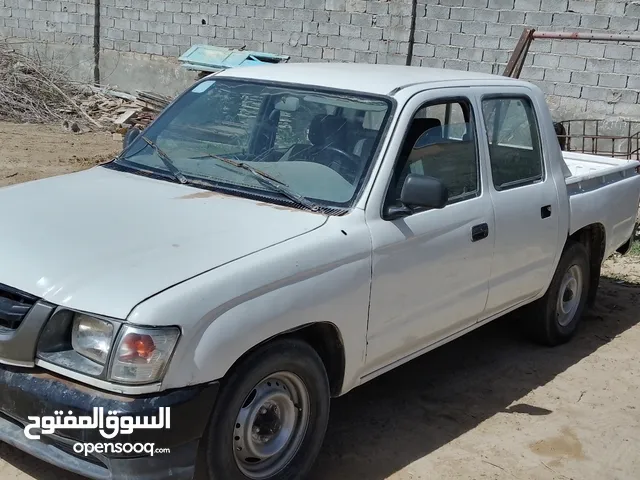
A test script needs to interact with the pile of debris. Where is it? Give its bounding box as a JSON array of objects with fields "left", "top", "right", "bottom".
[
  {"left": 81, "top": 88, "right": 172, "bottom": 132},
  {"left": 0, "top": 45, "right": 173, "bottom": 132}
]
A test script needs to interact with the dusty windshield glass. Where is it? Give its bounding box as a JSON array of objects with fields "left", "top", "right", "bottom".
[{"left": 117, "top": 78, "right": 391, "bottom": 207}]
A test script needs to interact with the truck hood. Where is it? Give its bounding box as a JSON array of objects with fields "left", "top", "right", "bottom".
[{"left": 0, "top": 166, "right": 327, "bottom": 318}]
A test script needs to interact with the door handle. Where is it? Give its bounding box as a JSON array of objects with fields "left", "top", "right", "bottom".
[
  {"left": 471, "top": 223, "right": 489, "bottom": 242},
  {"left": 541, "top": 205, "right": 552, "bottom": 219}
]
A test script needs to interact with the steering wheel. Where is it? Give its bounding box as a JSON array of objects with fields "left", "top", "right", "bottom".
[{"left": 313, "top": 145, "right": 362, "bottom": 182}]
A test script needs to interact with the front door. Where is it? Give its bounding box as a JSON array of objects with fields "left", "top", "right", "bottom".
[{"left": 364, "top": 90, "right": 495, "bottom": 371}]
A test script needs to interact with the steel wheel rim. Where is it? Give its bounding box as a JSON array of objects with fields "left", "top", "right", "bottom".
[
  {"left": 233, "top": 371, "right": 310, "bottom": 479},
  {"left": 557, "top": 264, "right": 583, "bottom": 327}
]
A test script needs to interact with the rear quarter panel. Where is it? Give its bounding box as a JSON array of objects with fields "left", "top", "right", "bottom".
[{"left": 569, "top": 173, "right": 640, "bottom": 258}]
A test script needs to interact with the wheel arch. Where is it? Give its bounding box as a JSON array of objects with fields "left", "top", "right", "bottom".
[
  {"left": 567, "top": 222, "right": 606, "bottom": 306},
  {"left": 221, "top": 322, "right": 347, "bottom": 398}
]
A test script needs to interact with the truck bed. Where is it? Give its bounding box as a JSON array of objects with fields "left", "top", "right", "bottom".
[
  {"left": 563, "top": 151, "right": 639, "bottom": 185},
  {"left": 563, "top": 151, "right": 640, "bottom": 259}
]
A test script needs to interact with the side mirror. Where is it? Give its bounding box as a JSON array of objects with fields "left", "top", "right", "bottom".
[
  {"left": 123, "top": 127, "right": 141, "bottom": 150},
  {"left": 385, "top": 174, "right": 448, "bottom": 220},
  {"left": 401, "top": 174, "right": 448, "bottom": 209}
]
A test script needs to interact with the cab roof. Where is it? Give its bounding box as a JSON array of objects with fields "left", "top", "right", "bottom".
[{"left": 214, "top": 62, "right": 519, "bottom": 96}]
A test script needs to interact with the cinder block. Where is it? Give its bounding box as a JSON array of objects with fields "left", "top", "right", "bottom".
[
  {"left": 579, "top": 14, "right": 609, "bottom": 29},
  {"left": 580, "top": 86, "right": 608, "bottom": 101},
  {"left": 524, "top": 11, "right": 552, "bottom": 25},
  {"left": 444, "top": 59, "right": 469, "bottom": 70},
  {"left": 356, "top": 50, "right": 376, "bottom": 63},
  {"left": 413, "top": 42, "right": 435, "bottom": 57},
  {"left": 474, "top": 35, "right": 500, "bottom": 49},
  {"left": 173, "top": 12, "right": 189, "bottom": 23},
  {"left": 544, "top": 68, "right": 572, "bottom": 82},
  {"left": 498, "top": 10, "right": 524, "bottom": 23},
  {"left": 157, "top": 33, "right": 172, "bottom": 44},
  {"left": 255, "top": 7, "right": 274, "bottom": 18},
  {"left": 449, "top": 7, "right": 474, "bottom": 20},
  {"left": 335, "top": 48, "right": 356, "bottom": 61},
  {"left": 349, "top": 37, "right": 369, "bottom": 50},
  {"left": 326, "top": 0, "right": 346, "bottom": 11},
  {"left": 426, "top": 5, "right": 451, "bottom": 19},
  {"left": 295, "top": 9, "right": 314, "bottom": 21},
  {"left": 361, "top": 26, "right": 382, "bottom": 39},
  {"left": 340, "top": 24, "right": 361, "bottom": 37},
  {"left": 462, "top": 0, "right": 487, "bottom": 7},
  {"left": 520, "top": 65, "right": 545, "bottom": 80},
  {"left": 552, "top": 12, "right": 580, "bottom": 27},
  {"left": 474, "top": 9, "right": 498, "bottom": 22},
  {"left": 114, "top": 18, "right": 130, "bottom": 29},
  {"left": 123, "top": 28, "right": 139, "bottom": 40},
  {"left": 595, "top": 1, "right": 624, "bottom": 15},
  {"left": 614, "top": 60, "right": 640, "bottom": 75},
  {"left": 427, "top": 31, "right": 451, "bottom": 45},
  {"left": 162, "top": 44, "right": 179, "bottom": 56},
  {"left": 451, "top": 33, "right": 474, "bottom": 47},
  {"left": 436, "top": 19, "right": 461, "bottom": 32},
  {"left": 571, "top": 71, "right": 599, "bottom": 86},
  {"left": 604, "top": 45, "right": 633, "bottom": 61},
  {"left": 131, "top": 19, "right": 147, "bottom": 30},
  {"left": 140, "top": 31, "right": 156, "bottom": 42},
  {"left": 275, "top": 7, "right": 293, "bottom": 19},
  {"left": 461, "top": 21, "right": 485, "bottom": 34},
  {"left": 458, "top": 46, "right": 483, "bottom": 61},
  {"left": 164, "top": 23, "right": 180, "bottom": 35},
  {"left": 366, "top": 1, "right": 388, "bottom": 14},
  {"left": 568, "top": 0, "right": 594, "bottom": 13},
  {"left": 148, "top": 0, "right": 164, "bottom": 11},
  {"left": 435, "top": 44, "right": 459, "bottom": 59},
  {"left": 559, "top": 55, "right": 586, "bottom": 70},
  {"left": 180, "top": 23, "right": 197, "bottom": 34},
  {"left": 533, "top": 53, "right": 560, "bottom": 68},
  {"left": 107, "top": 27, "right": 123, "bottom": 39},
  {"left": 554, "top": 83, "right": 582, "bottom": 98},
  {"left": 514, "top": 0, "right": 540, "bottom": 9}
]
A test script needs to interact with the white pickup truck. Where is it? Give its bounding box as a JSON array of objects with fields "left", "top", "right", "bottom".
[{"left": 0, "top": 63, "right": 639, "bottom": 480}]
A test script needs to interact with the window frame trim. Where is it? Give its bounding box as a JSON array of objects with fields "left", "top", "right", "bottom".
[
  {"left": 382, "top": 95, "right": 482, "bottom": 218},
  {"left": 480, "top": 93, "right": 547, "bottom": 192}
]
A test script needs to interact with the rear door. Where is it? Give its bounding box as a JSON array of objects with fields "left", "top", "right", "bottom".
[{"left": 477, "top": 87, "right": 562, "bottom": 317}]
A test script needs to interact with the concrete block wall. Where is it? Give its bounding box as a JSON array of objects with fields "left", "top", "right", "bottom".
[{"left": 0, "top": 0, "right": 639, "bottom": 122}]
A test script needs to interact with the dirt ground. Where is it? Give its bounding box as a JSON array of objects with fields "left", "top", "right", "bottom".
[{"left": 1, "top": 121, "right": 640, "bottom": 480}]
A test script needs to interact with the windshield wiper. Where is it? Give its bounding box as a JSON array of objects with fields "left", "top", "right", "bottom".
[
  {"left": 202, "top": 153, "right": 321, "bottom": 212},
  {"left": 141, "top": 136, "right": 188, "bottom": 184}
]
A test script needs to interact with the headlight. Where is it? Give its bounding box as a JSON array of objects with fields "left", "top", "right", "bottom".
[
  {"left": 71, "top": 314, "right": 114, "bottom": 364},
  {"left": 110, "top": 326, "right": 180, "bottom": 384},
  {"left": 37, "top": 309, "right": 180, "bottom": 385}
]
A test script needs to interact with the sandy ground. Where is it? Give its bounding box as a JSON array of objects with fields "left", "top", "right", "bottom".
[{"left": 1, "top": 121, "right": 640, "bottom": 480}]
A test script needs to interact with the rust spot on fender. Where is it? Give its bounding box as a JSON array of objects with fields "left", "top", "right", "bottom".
[{"left": 177, "top": 190, "right": 225, "bottom": 199}]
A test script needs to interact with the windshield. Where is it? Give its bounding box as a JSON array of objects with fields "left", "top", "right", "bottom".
[{"left": 116, "top": 78, "right": 392, "bottom": 209}]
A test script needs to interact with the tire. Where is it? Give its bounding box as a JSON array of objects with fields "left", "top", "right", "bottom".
[
  {"left": 201, "top": 338, "right": 330, "bottom": 480},
  {"left": 526, "top": 240, "right": 590, "bottom": 346}
]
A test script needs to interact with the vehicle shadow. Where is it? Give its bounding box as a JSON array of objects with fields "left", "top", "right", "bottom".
[
  {"left": 0, "top": 277, "right": 638, "bottom": 480},
  {"left": 309, "top": 276, "right": 640, "bottom": 479}
]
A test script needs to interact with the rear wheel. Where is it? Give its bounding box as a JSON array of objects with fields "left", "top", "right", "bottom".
[
  {"left": 202, "top": 338, "right": 330, "bottom": 480},
  {"left": 526, "top": 240, "right": 590, "bottom": 346}
]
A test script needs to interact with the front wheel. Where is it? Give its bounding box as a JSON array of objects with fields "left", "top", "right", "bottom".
[
  {"left": 201, "top": 338, "right": 330, "bottom": 480},
  {"left": 526, "top": 240, "right": 590, "bottom": 346}
]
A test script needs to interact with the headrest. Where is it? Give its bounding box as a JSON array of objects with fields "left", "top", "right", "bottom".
[
  {"left": 308, "top": 114, "right": 348, "bottom": 147},
  {"left": 401, "top": 117, "right": 443, "bottom": 154}
]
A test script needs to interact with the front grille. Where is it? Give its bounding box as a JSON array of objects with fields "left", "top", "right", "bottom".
[{"left": 0, "top": 284, "right": 37, "bottom": 330}]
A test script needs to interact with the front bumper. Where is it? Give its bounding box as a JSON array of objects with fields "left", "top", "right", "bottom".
[{"left": 0, "top": 363, "right": 219, "bottom": 479}]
